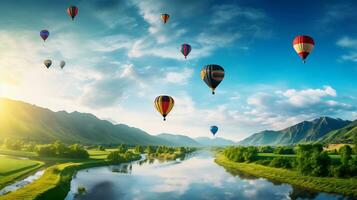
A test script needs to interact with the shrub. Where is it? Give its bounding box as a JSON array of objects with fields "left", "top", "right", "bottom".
[
  {"left": 269, "top": 157, "right": 293, "bottom": 169},
  {"left": 296, "top": 144, "right": 331, "bottom": 177}
]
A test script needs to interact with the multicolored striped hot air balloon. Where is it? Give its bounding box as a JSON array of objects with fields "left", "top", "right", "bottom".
[
  {"left": 40, "top": 30, "right": 49, "bottom": 42},
  {"left": 154, "top": 95, "right": 174, "bottom": 121},
  {"left": 161, "top": 13, "right": 170, "bottom": 24},
  {"left": 201, "top": 64, "right": 225, "bottom": 95},
  {"left": 293, "top": 35, "right": 314, "bottom": 63},
  {"left": 180, "top": 43, "right": 191, "bottom": 59},
  {"left": 67, "top": 5, "right": 78, "bottom": 21}
]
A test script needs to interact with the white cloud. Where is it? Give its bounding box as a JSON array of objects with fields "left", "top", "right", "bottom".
[
  {"left": 163, "top": 68, "right": 193, "bottom": 85},
  {"left": 337, "top": 36, "right": 357, "bottom": 62},
  {"left": 281, "top": 86, "right": 336, "bottom": 107}
]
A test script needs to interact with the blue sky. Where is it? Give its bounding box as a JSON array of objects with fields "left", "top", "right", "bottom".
[{"left": 0, "top": 0, "right": 356, "bottom": 141}]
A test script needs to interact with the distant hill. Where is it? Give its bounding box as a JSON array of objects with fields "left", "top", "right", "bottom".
[
  {"left": 157, "top": 133, "right": 201, "bottom": 147},
  {"left": 317, "top": 120, "right": 357, "bottom": 144},
  {"left": 0, "top": 98, "right": 236, "bottom": 147},
  {"left": 194, "top": 137, "right": 236, "bottom": 146},
  {"left": 238, "top": 117, "right": 351, "bottom": 146},
  {"left": 0, "top": 98, "right": 173, "bottom": 145}
]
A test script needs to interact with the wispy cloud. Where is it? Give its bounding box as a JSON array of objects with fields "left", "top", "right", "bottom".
[{"left": 337, "top": 36, "right": 357, "bottom": 62}]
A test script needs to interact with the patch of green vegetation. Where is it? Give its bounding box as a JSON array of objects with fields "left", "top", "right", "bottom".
[
  {"left": 215, "top": 154, "right": 357, "bottom": 197},
  {"left": 0, "top": 157, "right": 44, "bottom": 190},
  {"left": 0, "top": 149, "right": 37, "bottom": 158},
  {"left": 0, "top": 157, "right": 140, "bottom": 200},
  {"left": 145, "top": 146, "right": 195, "bottom": 161},
  {"left": 0, "top": 157, "right": 39, "bottom": 174}
]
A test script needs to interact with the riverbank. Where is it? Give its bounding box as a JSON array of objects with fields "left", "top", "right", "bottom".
[
  {"left": 215, "top": 154, "right": 357, "bottom": 197},
  {"left": 0, "top": 157, "right": 141, "bottom": 200}
]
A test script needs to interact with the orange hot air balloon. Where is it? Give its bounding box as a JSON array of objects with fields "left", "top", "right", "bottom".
[
  {"left": 292, "top": 35, "right": 314, "bottom": 63},
  {"left": 161, "top": 14, "right": 170, "bottom": 24},
  {"left": 154, "top": 95, "right": 174, "bottom": 121}
]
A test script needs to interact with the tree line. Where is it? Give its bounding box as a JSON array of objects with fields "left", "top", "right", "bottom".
[{"left": 223, "top": 138, "right": 357, "bottom": 178}]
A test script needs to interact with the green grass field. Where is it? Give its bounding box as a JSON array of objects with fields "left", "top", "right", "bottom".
[
  {"left": 0, "top": 156, "right": 44, "bottom": 190},
  {"left": 0, "top": 149, "right": 37, "bottom": 158},
  {"left": 0, "top": 157, "right": 39, "bottom": 175},
  {"left": 215, "top": 154, "right": 357, "bottom": 197}
]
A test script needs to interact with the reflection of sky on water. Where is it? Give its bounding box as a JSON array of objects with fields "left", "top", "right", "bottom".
[{"left": 65, "top": 151, "right": 347, "bottom": 200}]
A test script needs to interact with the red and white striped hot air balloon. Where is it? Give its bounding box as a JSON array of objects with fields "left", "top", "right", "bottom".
[{"left": 292, "top": 35, "right": 314, "bottom": 63}]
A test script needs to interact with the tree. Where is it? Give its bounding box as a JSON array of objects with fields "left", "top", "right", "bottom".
[
  {"left": 259, "top": 146, "right": 273, "bottom": 153},
  {"left": 296, "top": 144, "right": 330, "bottom": 177},
  {"left": 97, "top": 146, "right": 106, "bottom": 151},
  {"left": 339, "top": 145, "right": 352, "bottom": 166},
  {"left": 118, "top": 144, "right": 128, "bottom": 153},
  {"left": 274, "top": 146, "right": 295, "bottom": 155},
  {"left": 134, "top": 145, "right": 144, "bottom": 154}
]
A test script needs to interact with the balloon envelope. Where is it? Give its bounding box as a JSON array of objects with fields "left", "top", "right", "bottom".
[
  {"left": 210, "top": 126, "right": 218, "bottom": 136},
  {"left": 200, "top": 64, "right": 225, "bottom": 94},
  {"left": 292, "top": 35, "right": 314, "bottom": 63},
  {"left": 40, "top": 30, "right": 49, "bottom": 41},
  {"left": 180, "top": 44, "right": 191, "bottom": 59},
  {"left": 154, "top": 95, "right": 174, "bottom": 121},
  {"left": 44, "top": 60, "right": 52, "bottom": 68},
  {"left": 161, "top": 14, "right": 170, "bottom": 24},
  {"left": 67, "top": 5, "right": 78, "bottom": 20},
  {"left": 60, "top": 61, "right": 65, "bottom": 69}
]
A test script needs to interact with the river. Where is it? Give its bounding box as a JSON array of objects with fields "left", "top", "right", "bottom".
[{"left": 65, "top": 151, "right": 347, "bottom": 200}]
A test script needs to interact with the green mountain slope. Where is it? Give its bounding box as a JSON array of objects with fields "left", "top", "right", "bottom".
[
  {"left": 238, "top": 117, "right": 351, "bottom": 146},
  {"left": 194, "top": 137, "right": 236, "bottom": 146},
  {"left": 157, "top": 133, "right": 201, "bottom": 147},
  {"left": 0, "top": 98, "right": 172, "bottom": 145},
  {"left": 317, "top": 120, "right": 357, "bottom": 143}
]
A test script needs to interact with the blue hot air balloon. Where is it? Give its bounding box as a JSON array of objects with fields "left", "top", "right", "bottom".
[{"left": 210, "top": 126, "right": 218, "bottom": 136}]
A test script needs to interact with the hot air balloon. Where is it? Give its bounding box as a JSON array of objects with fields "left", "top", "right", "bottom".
[
  {"left": 44, "top": 60, "right": 52, "bottom": 69},
  {"left": 60, "top": 61, "right": 65, "bottom": 69},
  {"left": 200, "top": 64, "right": 225, "bottom": 95},
  {"left": 40, "top": 30, "right": 49, "bottom": 42},
  {"left": 210, "top": 126, "right": 218, "bottom": 136},
  {"left": 67, "top": 5, "right": 78, "bottom": 21},
  {"left": 154, "top": 95, "right": 174, "bottom": 121},
  {"left": 161, "top": 14, "right": 170, "bottom": 24},
  {"left": 180, "top": 43, "right": 191, "bottom": 59},
  {"left": 292, "top": 35, "right": 314, "bottom": 63}
]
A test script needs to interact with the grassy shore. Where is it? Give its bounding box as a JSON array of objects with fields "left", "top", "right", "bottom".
[
  {"left": 0, "top": 156, "right": 140, "bottom": 200},
  {"left": 215, "top": 154, "right": 357, "bottom": 197}
]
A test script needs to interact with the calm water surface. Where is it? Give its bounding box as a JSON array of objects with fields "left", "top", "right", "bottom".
[{"left": 65, "top": 151, "right": 348, "bottom": 200}]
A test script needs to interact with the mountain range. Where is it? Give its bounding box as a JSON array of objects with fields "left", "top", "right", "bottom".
[
  {"left": 1, "top": 98, "right": 356, "bottom": 147},
  {"left": 0, "top": 98, "right": 234, "bottom": 146},
  {"left": 238, "top": 117, "right": 356, "bottom": 146}
]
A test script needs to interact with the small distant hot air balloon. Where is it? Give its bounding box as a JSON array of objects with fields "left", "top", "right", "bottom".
[
  {"left": 180, "top": 43, "right": 191, "bottom": 59},
  {"left": 201, "top": 64, "right": 225, "bottom": 95},
  {"left": 40, "top": 30, "right": 49, "bottom": 42},
  {"left": 292, "top": 35, "right": 314, "bottom": 63},
  {"left": 44, "top": 60, "right": 52, "bottom": 69},
  {"left": 60, "top": 61, "right": 65, "bottom": 69},
  {"left": 210, "top": 126, "right": 218, "bottom": 136},
  {"left": 67, "top": 5, "right": 78, "bottom": 21},
  {"left": 154, "top": 95, "right": 174, "bottom": 121},
  {"left": 161, "top": 14, "right": 170, "bottom": 24}
]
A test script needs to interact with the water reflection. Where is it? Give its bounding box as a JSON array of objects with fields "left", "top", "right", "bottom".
[{"left": 65, "top": 151, "right": 348, "bottom": 200}]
